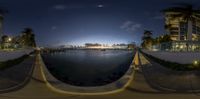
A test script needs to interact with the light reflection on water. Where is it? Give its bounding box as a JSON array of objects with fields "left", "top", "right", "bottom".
[{"left": 42, "top": 50, "right": 135, "bottom": 86}]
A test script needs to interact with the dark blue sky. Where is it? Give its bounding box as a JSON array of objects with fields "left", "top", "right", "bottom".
[{"left": 0, "top": 0, "right": 200, "bottom": 46}]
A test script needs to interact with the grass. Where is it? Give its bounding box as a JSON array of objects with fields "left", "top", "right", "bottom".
[{"left": 140, "top": 50, "right": 200, "bottom": 71}]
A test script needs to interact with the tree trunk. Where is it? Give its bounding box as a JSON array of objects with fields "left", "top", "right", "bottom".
[
  {"left": 178, "top": 23, "right": 181, "bottom": 41},
  {"left": 187, "top": 20, "right": 192, "bottom": 41},
  {"left": 0, "top": 16, "right": 3, "bottom": 41}
]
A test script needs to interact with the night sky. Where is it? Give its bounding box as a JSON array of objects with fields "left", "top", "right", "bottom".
[{"left": 0, "top": 0, "right": 200, "bottom": 47}]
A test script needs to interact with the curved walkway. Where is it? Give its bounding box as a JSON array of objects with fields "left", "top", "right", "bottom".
[
  {"left": 1, "top": 51, "right": 200, "bottom": 99},
  {"left": 0, "top": 54, "right": 35, "bottom": 93},
  {"left": 140, "top": 52, "right": 200, "bottom": 92},
  {"left": 38, "top": 52, "right": 136, "bottom": 95}
]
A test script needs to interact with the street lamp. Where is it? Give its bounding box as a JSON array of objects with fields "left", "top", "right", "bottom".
[
  {"left": 8, "top": 37, "right": 12, "bottom": 42},
  {"left": 193, "top": 60, "right": 199, "bottom": 66},
  {"left": 180, "top": 45, "right": 184, "bottom": 49},
  {"left": 194, "top": 61, "right": 198, "bottom": 65}
]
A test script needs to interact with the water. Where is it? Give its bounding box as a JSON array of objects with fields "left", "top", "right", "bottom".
[{"left": 42, "top": 50, "right": 135, "bottom": 87}]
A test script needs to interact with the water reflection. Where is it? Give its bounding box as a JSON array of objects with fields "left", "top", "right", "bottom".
[{"left": 42, "top": 50, "right": 134, "bottom": 86}]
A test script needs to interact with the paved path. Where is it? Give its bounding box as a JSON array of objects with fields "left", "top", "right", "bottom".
[
  {"left": 0, "top": 55, "right": 35, "bottom": 93},
  {"left": 142, "top": 49, "right": 200, "bottom": 64},
  {"left": 0, "top": 52, "right": 200, "bottom": 99},
  {"left": 0, "top": 49, "right": 34, "bottom": 62},
  {"left": 140, "top": 51, "right": 200, "bottom": 92},
  {"left": 0, "top": 53, "right": 75, "bottom": 99}
]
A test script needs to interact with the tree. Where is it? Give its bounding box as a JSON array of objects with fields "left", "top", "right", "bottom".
[
  {"left": 162, "top": 4, "right": 200, "bottom": 41},
  {"left": 198, "top": 35, "right": 200, "bottom": 41},
  {"left": 141, "top": 30, "right": 154, "bottom": 50},
  {"left": 160, "top": 34, "right": 172, "bottom": 43},
  {"left": 143, "top": 30, "right": 153, "bottom": 37},
  {"left": 1, "top": 35, "right": 9, "bottom": 49},
  {"left": 164, "top": 24, "right": 172, "bottom": 35},
  {"left": 0, "top": 7, "right": 8, "bottom": 40},
  {"left": 1, "top": 35, "right": 8, "bottom": 43},
  {"left": 19, "top": 28, "right": 36, "bottom": 47}
]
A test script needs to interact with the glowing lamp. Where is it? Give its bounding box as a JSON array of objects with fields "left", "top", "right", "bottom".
[{"left": 193, "top": 60, "right": 199, "bottom": 66}]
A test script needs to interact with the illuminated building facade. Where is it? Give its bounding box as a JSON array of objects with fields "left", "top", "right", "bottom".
[
  {"left": 162, "top": 12, "right": 200, "bottom": 51},
  {"left": 165, "top": 12, "right": 200, "bottom": 41}
]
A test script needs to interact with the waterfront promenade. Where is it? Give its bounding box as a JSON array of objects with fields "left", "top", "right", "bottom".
[
  {"left": 0, "top": 51, "right": 200, "bottom": 99},
  {"left": 142, "top": 50, "right": 200, "bottom": 64}
]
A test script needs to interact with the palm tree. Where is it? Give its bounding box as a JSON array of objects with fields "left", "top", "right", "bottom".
[
  {"left": 1, "top": 35, "right": 8, "bottom": 42},
  {"left": 143, "top": 30, "right": 153, "bottom": 37},
  {"left": 164, "top": 24, "right": 172, "bottom": 35},
  {"left": 197, "top": 35, "right": 200, "bottom": 41},
  {"left": 0, "top": 7, "right": 8, "bottom": 40},
  {"left": 163, "top": 4, "right": 200, "bottom": 41},
  {"left": 141, "top": 30, "right": 154, "bottom": 50},
  {"left": 1, "top": 35, "right": 9, "bottom": 49},
  {"left": 160, "top": 34, "right": 172, "bottom": 43},
  {"left": 19, "top": 28, "right": 36, "bottom": 48}
]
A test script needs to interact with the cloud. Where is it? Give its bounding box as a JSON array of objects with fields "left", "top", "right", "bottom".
[
  {"left": 120, "top": 21, "right": 142, "bottom": 33},
  {"left": 51, "top": 26, "right": 57, "bottom": 30},
  {"left": 97, "top": 4, "right": 104, "bottom": 8},
  {"left": 143, "top": 11, "right": 164, "bottom": 20},
  {"left": 53, "top": 4, "right": 84, "bottom": 10},
  {"left": 53, "top": 5, "right": 66, "bottom": 10},
  {"left": 120, "top": 21, "right": 133, "bottom": 29}
]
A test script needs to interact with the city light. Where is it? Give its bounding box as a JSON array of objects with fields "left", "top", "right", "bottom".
[
  {"left": 8, "top": 37, "right": 12, "bottom": 42},
  {"left": 193, "top": 60, "right": 199, "bottom": 66},
  {"left": 180, "top": 45, "right": 184, "bottom": 49}
]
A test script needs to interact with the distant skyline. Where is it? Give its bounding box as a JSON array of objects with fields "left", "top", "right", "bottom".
[
  {"left": 58, "top": 42, "right": 134, "bottom": 47},
  {"left": 1, "top": 0, "right": 200, "bottom": 47}
]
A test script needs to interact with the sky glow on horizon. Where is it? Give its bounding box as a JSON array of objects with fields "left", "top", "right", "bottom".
[{"left": 1, "top": 0, "right": 199, "bottom": 47}]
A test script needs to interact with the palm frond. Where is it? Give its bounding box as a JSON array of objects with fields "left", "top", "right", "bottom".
[
  {"left": 172, "top": 3, "right": 193, "bottom": 7},
  {"left": 164, "top": 24, "right": 172, "bottom": 29},
  {"left": 162, "top": 7, "right": 186, "bottom": 13},
  {"left": 144, "top": 30, "right": 152, "bottom": 32},
  {"left": 167, "top": 14, "right": 183, "bottom": 20}
]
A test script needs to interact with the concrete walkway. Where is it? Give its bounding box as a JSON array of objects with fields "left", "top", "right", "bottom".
[
  {"left": 0, "top": 53, "right": 75, "bottom": 99},
  {"left": 0, "top": 52, "right": 200, "bottom": 99},
  {"left": 142, "top": 50, "right": 200, "bottom": 64},
  {"left": 126, "top": 52, "right": 158, "bottom": 93},
  {"left": 0, "top": 55, "right": 35, "bottom": 93},
  {"left": 0, "top": 49, "right": 34, "bottom": 62},
  {"left": 140, "top": 51, "right": 200, "bottom": 92}
]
